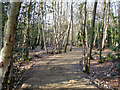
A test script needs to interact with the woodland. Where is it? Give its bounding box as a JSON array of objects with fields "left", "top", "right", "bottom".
[{"left": 0, "top": 0, "right": 120, "bottom": 89}]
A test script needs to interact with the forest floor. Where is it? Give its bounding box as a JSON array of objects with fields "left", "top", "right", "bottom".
[{"left": 15, "top": 46, "right": 120, "bottom": 90}]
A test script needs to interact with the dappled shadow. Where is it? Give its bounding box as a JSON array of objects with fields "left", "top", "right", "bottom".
[
  {"left": 17, "top": 63, "right": 96, "bottom": 89},
  {"left": 87, "top": 48, "right": 120, "bottom": 89},
  {"left": 16, "top": 47, "right": 97, "bottom": 89}
]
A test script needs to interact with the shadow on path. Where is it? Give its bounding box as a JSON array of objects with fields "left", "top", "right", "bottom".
[{"left": 16, "top": 47, "right": 98, "bottom": 89}]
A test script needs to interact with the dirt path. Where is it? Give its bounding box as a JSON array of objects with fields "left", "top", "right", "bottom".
[{"left": 16, "top": 47, "right": 98, "bottom": 89}]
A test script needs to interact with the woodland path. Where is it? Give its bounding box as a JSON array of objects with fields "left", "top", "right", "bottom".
[{"left": 16, "top": 47, "right": 98, "bottom": 89}]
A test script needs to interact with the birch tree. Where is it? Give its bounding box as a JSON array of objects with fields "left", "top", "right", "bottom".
[
  {"left": 1, "top": 3, "right": 21, "bottom": 89},
  {"left": 82, "top": 0, "right": 87, "bottom": 72},
  {"left": 41, "top": 2, "right": 47, "bottom": 52},
  {"left": 64, "top": 2, "right": 71, "bottom": 53},
  {"left": 1, "top": 2, "right": 21, "bottom": 77}
]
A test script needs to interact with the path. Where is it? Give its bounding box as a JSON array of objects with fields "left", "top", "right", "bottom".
[{"left": 16, "top": 47, "right": 98, "bottom": 89}]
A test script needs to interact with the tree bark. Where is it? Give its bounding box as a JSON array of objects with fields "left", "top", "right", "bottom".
[
  {"left": 82, "top": 0, "right": 87, "bottom": 72},
  {"left": 37, "top": 3, "right": 41, "bottom": 46},
  {"left": 102, "top": 0, "right": 110, "bottom": 48},
  {"left": 100, "top": 1, "right": 106, "bottom": 61},
  {"left": 93, "top": 16, "right": 99, "bottom": 47},
  {"left": 69, "top": 1, "right": 73, "bottom": 51},
  {"left": 25, "top": 2, "right": 32, "bottom": 58},
  {"left": 41, "top": 2, "right": 47, "bottom": 52},
  {"left": 1, "top": 2, "right": 21, "bottom": 77},
  {"left": 31, "top": 3, "right": 36, "bottom": 49},
  {"left": 64, "top": 2, "right": 71, "bottom": 53},
  {"left": 53, "top": 1, "right": 58, "bottom": 50},
  {"left": 87, "top": 0, "right": 97, "bottom": 71}
]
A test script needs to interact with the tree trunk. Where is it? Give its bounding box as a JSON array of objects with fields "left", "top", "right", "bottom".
[
  {"left": 25, "top": 2, "right": 32, "bottom": 59},
  {"left": 85, "top": 26, "right": 89, "bottom": 49},
  {"left": 31, "top": 3, "right": 36, "bottom": 49},
  {"left": 41, "top": 2, "right": 47, "bottom": 52},
  {"left": 87, "top": 0, "right": 97, "bottom": 72},
  {"left": 82, "top": 0, "right": 87, "bottom": 72},
  {"left": 102, "top": 0, "right": 110, "bottom": 49},
  {"left": 64, "top": 2, "right": 71, "bottom": 53},
  {"left": 52, "top": 1, "right": 55, "bottom": 49},
  {"left": 54, "top": 2, "right": 62, "bottom": 53},
  {"left": 79, "top": 4, "right": 83, "bottom": 46},
  {"left": 100, "top": 1, "right": 106, "bottom": 61},
  {"left": 93, "top": 16, "right": 99, "bottom": 47},
  {"left": 53, "top": 1, "right": 58, "bottom": 50},
  {"left": 1, "top": 2, "right": 21, "bottom": 77},
  {"left": 37, "top": 3, "right": 41, "bottom": 46},
  {"left": 69, "top": 1, "right": 73, "bottom": 51}
]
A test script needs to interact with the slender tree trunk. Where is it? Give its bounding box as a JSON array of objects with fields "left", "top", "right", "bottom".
[
  {"left": 53, "top": 1, "right": 58, "bottom": 50},
  {"left": 88, "top": 0, "right": 97, "bottom": 60},
  {"left": 22, "top": 7, "right": 26, "bottom": 58},
  {"left": 43, "top": 2, "right": 47, "bottom": 52},
  {"left": 25, "top": 2, "right": 32, "bottom": 59},
  {"left": 100, "top": 1, "right": 106, "bottom": 61},
  {"left": 102, "top": 0, "right": 110, "bottom": 48},
  {"left": 70, "top": 1, "right": 73, "bottom": 51},
  {"left": 93, "top": 29, "right": 97, "bottom": 47},
  {"left": 62, "top": 2, "right": 68, "bottom": 47},
  {"left": 93, "top": 16, "right": 99, "bottom": 47},
  {"left": 52, "top": 1, "right": 55, "bottom": 49},
  {"left": 37, "top": 3, "right": 41, "bottom": 46},
  {"left": 85, "top": 23, "right": 89, "bottom": 49},
  {"left": 40, "top": 2, "right": 44, "bottom": 49},
  {"left": 79, "top": 24, "right": 83, "bottom": 45},
  {"left": 82, "top": 0, "right": 87, "bottom": 72},
  {"left": 41, "top": 2, "right": 47, "bottom": 51},
  {"left": 87, "top": 1, "right": 97, "bottom": 72},
  {"left": 57, "top": 2, "right": 61, "bottom": 53},
  {"left": 58, "top": 1, "right": 63, "bottom": 53},
  {"left": 60, "top": 1, "right": 63, "bottom": 50},
  {"left": 75, "top": 26, "right": 79, "bottom": 46},
  {"left": 31, "top": 3, "right": 35, "bottom": 49},
  {"left": 64, "top": 2, "right": 71, "bottom": 53},
  {"left": 79, "top": 4, "right": 83, "bottom": 46}
]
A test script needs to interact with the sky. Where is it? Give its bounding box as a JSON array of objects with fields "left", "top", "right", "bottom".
[{"left": 0, "top": 0, "right": 119, "bottom": 26}]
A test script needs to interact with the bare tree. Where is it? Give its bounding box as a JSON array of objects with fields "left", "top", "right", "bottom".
[
  {"left": 102, "top": 0, "right": 110, "bottom": 48},
  {"left": 40, "top": 2, "right": 47, "bottom": 51},
  {"left": 87, "top": 0, "right": 98, "bottom": 71},
  {"left": 69, "top": 1, "right": 73, "bottom": 51},
  {"left": 82, "top": 0, "right": 87, "bottom": 72},
  {"left": 1, "top": 3, "right": 21, "bottom": 90},
  {"left": 99, "top": 1, "right": 106, "bottom": 61},
  {"left": 64, "top": 2, "right": 71, "bottom": 53}
]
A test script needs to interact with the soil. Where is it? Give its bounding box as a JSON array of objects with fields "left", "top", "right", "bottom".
[
  {"left": 89, "top": 48, "right": 120, "bottom": 89},
  {"left": 15, "top": 46, "right": 120, "bottom": 90}
]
